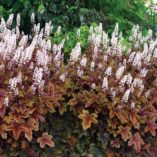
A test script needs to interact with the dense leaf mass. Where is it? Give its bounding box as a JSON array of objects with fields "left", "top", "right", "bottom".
[
  {"left": 0, "top": 0, "right": 154, "bottom": 35},
  {"left": 0, "top": 14, "right": 157, "bottom": 156}
]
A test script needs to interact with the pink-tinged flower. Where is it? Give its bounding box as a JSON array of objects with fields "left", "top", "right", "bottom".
[
  {"left": 70, "top": 42, "right": 81, "bottom": 62},
  {"left": 145, "top": 90, "right": 151, "bottom": 98},
  {"left": 16, "top": 13, "right": 21, "bottom": 26},
  {"left": 77, "top": 66, "right": 83, "bottom": 78},
  {"left": 119, "top": 75, "right": 127, "bottom": 85},
  {"left": 116, "top": 66, "right": 124, "bottom": 80},
  {"left": 90, "top": 61, "right": 95, "bottom": 71},
  {"left": 32, "top": 67, "right": 44, "bottom": 85},
  {"left": 122, "top": 89, "right": 131, "bottom": 103},
  {"left": 44, "top": 21, "right": 52, "bottom": 37},
  {"left": 128, "top": 52, "right": 136, "bottom": 63},
  {"left": 7, "top": 14, "right": 14, "bottom": 28},
  {"left": 105, "top": 66, "right": 112, "bottom": 76},
  {"left": 132, "top": 52, "right": 141, "bottom": 69},
  {"left": 3, "top": 97, "right": 9, "bottom": 107},
  {"left": 80, "top": 56, "right": 87, "bottom": 67},
  {"left": 140, "top": 68, "right": 148, "bottom": 78},
  {"left": 31, "top": 13, "right": 35, "bottom": 24},
  {"left": 102, "top": 77, "right": 108, "bottom": 91}
]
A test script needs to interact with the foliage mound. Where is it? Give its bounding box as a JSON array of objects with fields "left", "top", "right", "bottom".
[{"left": 0, "top": 14, "right": 157, "bottom": 157}]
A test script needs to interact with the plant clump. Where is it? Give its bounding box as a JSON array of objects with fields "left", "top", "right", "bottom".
[{"left": 0, "top": 14, "right": 157, "bottom": 156}]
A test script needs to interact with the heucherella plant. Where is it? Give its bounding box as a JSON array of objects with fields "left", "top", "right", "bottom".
[
  {"left": 64, "top": 23, "right": 157, "bottom": 156},
  {"left": 0, "top": 14, "right": 67, "bottom": 156},
  {"left": 0, "top": 14, "right": 157, "bottom": 156}
]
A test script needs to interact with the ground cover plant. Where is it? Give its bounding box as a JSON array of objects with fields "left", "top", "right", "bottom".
[{"left": 0, "top": 14, "right": 157, "bottom": 157}]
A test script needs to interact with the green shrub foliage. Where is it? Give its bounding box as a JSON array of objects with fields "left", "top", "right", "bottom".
[
  {"left": 0, "top": 0, "right": 155, "bottom": 35},
  {"left": 0, "top": 14, "right": 157, "bottom": 157}
]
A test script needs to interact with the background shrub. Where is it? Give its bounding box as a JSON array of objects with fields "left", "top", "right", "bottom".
[{"left": 0, "top": 0, "right": 155, "bottom": 35}]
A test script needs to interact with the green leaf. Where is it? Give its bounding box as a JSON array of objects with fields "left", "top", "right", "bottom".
[{"left": 38, "top": 3, "right": 45, "bottom": 14}]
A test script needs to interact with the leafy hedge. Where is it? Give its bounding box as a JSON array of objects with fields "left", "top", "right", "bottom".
[
  {"left": 0, "top": 15, "right": 157, "bottom": 157},
  {"left": 0, "top": 0, "right": 155, "bottom": 35}
]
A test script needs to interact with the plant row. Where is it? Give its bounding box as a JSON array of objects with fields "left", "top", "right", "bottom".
[{"left": 0, "top": 14, "right": 157, "bottom": 156}]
